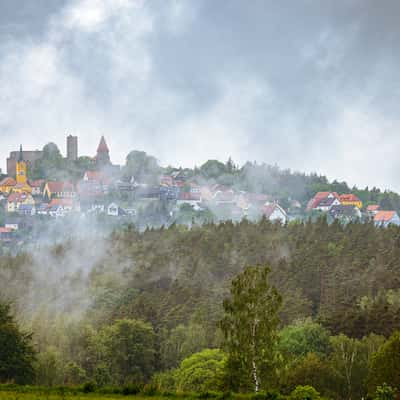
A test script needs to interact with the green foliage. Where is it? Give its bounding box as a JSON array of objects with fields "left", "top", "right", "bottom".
[
  {"left": 200, "top": 160, "right": 228, "bottom": 180},
  {"left": 278, "top": 320, "right": 331, "bottom": 359},
  {"left": 280, "top": 353, "right": 338, "bottom": 397},
  {"left": 101, "top": 319, "right": 156, "bottom": 384},
  {"left": 124, "top": 150, "right": 161, "bottom": 183},
  {"left": 0, "top": 302, "right": 36, "bottom": 384},
  {"left": 160, "top": 323, "right": 209, "bottom": 370},
  {"left": 289, "top": 385, "right": 321, "bottom": 400},
  {"left": 368, "top": 331, "right": 400, "bottom": 393},
  {"left": 374, "top": 384, "right": 396, "bottom": 400},
  {"left": 82, "top": 381, "right": 96, "bottom": 393},
  {"left": 220, "top": 265, "right": 282, "bottom": 392},
  {"left": 174, "top": 349, "right": 226, "bottom": 393}
]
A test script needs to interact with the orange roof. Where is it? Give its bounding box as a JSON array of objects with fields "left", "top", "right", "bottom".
[
  {"left": 374, "top": 211, "right": 396, "bottom": 222},
  {"left": 46, "top": 182, "right": 75, "bottom": 193},
  {"left": 339, "top": 194, "right": 361, "bottom": 202},
  {"left": 0, "top": 177, "right": 16, "bottom": 187},
  {"left": 367, "top": 205, "right": 380, "bottom": 212}
]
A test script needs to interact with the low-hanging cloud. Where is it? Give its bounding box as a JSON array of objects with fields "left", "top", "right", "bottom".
[{"left": 1, "top": 0, "right": 400, "bottom": 190}]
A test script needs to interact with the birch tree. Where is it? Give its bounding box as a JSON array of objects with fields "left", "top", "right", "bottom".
[{"left": 220, "top": 265, "right": 281, "bottom": 392}]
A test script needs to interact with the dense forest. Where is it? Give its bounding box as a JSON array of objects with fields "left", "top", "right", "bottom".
[{"left": 1, "top": 218, "right": 400, "bottom": 398}]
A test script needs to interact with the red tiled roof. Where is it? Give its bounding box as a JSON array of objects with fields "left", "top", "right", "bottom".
[
  {"left": 7, "top": 192, "right": 30, "bottom": 203},
  {"left": 49, "top": 198, "right": 73, "bottom": 207},
  {"left": 339, "top": 194, "right": 361, "bottom": 202},
  {"left": 0, "top": 227, "right": 11, "bottom": 233},
  {"left": 307, "top": 192, "right": 339, "bottom": 210},
  {"left": 29, "top": 180, "right": 44, "bottom": 188},
  {"left": 97, "top": 136, "right": 109, "bottom": 153},
  {"left": 46, "top": 182, "right": 75, "bottom": 193},
  {"left": 367, "top": 205, "right": 380, "bottom": 212},
  {"left": 374, "top": 211, "right": 396, "bottom": 222},
  {"left": 179, "top": 191, "right": 201, "bottom": 201},
  {"left": 0, "top": 177, "right": 16, "bottom": 186}
]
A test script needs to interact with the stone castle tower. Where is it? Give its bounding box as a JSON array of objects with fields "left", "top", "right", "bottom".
[{"left": 67, "top": 135, "right": 78, "bottom": 161}]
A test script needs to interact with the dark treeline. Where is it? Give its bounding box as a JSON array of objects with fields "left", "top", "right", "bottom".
[{"left": 1, "top": 219, "right": 400, "bottom": 397}]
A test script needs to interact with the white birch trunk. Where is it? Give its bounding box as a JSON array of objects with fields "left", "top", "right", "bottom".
[{"left": 252, "top": 359, "right": 260, "bottom": 392}]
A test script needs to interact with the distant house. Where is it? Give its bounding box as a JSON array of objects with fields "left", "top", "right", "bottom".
[
  {"left": 135, "top": 184, "right": 160, "bottom": 199},
  {"left": 366, "top": 204, "right": 380, "bottom": 218},
  {"left": 315, "top": 196, "right": 341, "bottom": 212},
  {"left": 339, "top": 194, "right": 363, "bottom": 209},
  {"left": 43, "top": 182, "right": 76, "bottom": 200},
  {"left": 5, "top": 216, "right": 34, "bottom": 231},
  {"left": 48, "top": 205, "right": 65, "bottom": 218},
  {"left": 48, "top": 198, "right": 77, "bottom": 213},
  {"left": 307, "top": 192, "right": 340, "bottom": 211},
  {"left": 0, "top": 227, "right": 14, "bottom": 242},
  {"left": 6, "top": 192, "right": 35, "bottom": 213},
  {"left": 18, "top": 204, "right": 36, "bottom": 216},
  {"left": 160, "top": 185, "right": 180, "bottom": 201},
  {"left": 107, "top": 202, "right": 126, "bottom": 217},
  {"left": 213, "top": 190, "right": 235, "bottom": 205},
  {"left": 177, "top": 191, "right": 203, "bottom": 210},
  {"left": 12, "top": 182, "right": 33, "bottom": 194},
  {"left": 374, "top": 211, "right": 400, "bottom": 227},
  {"left": 236, "top": 192, "right": 270, "bottom": 212},
  {"left": 87, "top": 201, "right": 106, "bottom": 214},
  {"left": 29, "top": 180, "right": 44, "bottom": 196},
  {"left": 116, "top": 178, "right": 137, "bottom": 192},
  {"left": 261, "top": 203, "right": 287, "bottom": 224},
  {"left": 329, "top": 204, "right": 361, "bottom": 222},
  {"left": 0, "top": 177, "right": 16, "bottom": 194},
  {"left": 160, "top": 175, "right": 174, "bottom": 186},
  {"left": 36, "top": 203, "right": 50, "bottom": 216},
  {"left": 171, "top": 169, "right": 190, "bottom": 182}
]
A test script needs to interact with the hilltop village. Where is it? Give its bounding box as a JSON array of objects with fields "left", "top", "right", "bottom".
[{"left": 0, "top": 135, "right": 398, "bottom": 244}]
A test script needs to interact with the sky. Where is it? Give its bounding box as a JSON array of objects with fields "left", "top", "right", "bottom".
[{"left": 0, "top": 0, "right": 400, "bottom": 190}]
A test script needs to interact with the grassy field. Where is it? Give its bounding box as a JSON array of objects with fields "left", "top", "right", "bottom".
[
  {"left": 0, "top": 394, "right": 124, "bottom": 400},
  {"left": 0, "top": 392, "right": 175, "bottom": 400}
]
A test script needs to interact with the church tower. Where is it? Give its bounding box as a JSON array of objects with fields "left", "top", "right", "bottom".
[
  {"left": 96, "top": 136, "right": 111, "bottom": 166},
  {"left": 16, "top": 145, "right": 27, "bottom": 184}
]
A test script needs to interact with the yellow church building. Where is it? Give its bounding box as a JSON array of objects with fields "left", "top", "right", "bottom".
[{"left": 0, "top": 146, "right": 32, "bottom": 194}]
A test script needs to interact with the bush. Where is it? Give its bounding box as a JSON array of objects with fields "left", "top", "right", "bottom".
[
  {"left": 251, "top": 390, "right": 285, "bottom": 400},
  {"left": 290, "top": 385, "right": 321, "bottom": 400},
  {"left": 82, "top": 381, "right": 96, "bottom": 393},
  {"left": 142, "top": 383, "right": 159, "bottom": 396},
  {"left": 198, "top": 391, "right": 220, "bottom": 399},
  {"left": 123, "top": 383, "right": 143, "bottom": 395},
  {"left": 374, "top": 384, "right": 396, "bottom": 400}
]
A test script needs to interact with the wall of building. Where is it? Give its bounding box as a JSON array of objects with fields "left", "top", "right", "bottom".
[{"left": 7, "top": 151, "right": 43, "bottom": 177}]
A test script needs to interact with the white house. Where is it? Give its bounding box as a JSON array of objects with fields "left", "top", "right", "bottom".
[
  {"left": 261, "top": 202, "right": 287, "bottom": 224},
  {"left": 107, "top": 203, "right": 120, "bottom": 217}
]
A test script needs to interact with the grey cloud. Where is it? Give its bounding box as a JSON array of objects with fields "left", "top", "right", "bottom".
[{"left": 0, "top": 0, "right": 400, "bottom": 190}]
